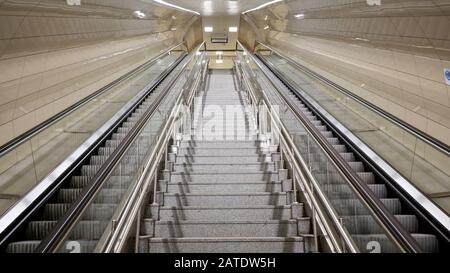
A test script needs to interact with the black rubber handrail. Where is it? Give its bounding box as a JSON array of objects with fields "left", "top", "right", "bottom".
[
  {"left": 0, "top": 43, "right": 184, "bottom": 158},
  {"left": 257, "top": 42, "right": 450, "bottom": 156},
  {"left": 35, "top": 53, "right": 190, "bottom": 253},
  {"left": 254, "top": 53, "right": 423, "bottom": 253},
  {"left": 0, "top": 53, "right": 187, "bottom": 251}
]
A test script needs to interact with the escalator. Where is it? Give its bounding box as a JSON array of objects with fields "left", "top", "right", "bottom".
[
  {"left": 0, "top": 53, "right": 189, "bottom": 253},
  {"left": 253, "top": 52, "right": 449, "bottom": 252}
]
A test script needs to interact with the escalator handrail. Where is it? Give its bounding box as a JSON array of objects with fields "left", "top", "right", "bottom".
[
  {"left": 34, "top": 51, "right": 193, "bottom": 253},
  {"left": 0, "top": 52, "right": 187, "bottom": 250},
  {"left": 256, "top": 42, "right": 450, "bottom": 156},
  {"left": 104, "top": 49, "right": 207, "bottom": 253},
  {"left": 236, "top": 58, "right": 358, "bottom": 252},
  {"left": 242, "top": 43, "right": 422, "bottom": 252},
  {"left": 0, "top": 42, "right": 185, "bottom": 159},
  {"left": 256, "top": 43, "right": 450, "bottom": 242}
]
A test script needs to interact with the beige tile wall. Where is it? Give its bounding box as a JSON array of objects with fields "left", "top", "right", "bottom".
[
  {"left": 0, "top": 0, "right": 200, "bottom": 146},
  {"left": 246, "top": 0, "right": 450, "bottom": 146}
]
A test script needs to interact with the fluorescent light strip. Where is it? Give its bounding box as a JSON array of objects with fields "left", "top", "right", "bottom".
[
  {"left": 242, "top": 0, "right": 283, "bottom": 14},
  {"left": 153, "top": 0, "right": 200, "bottom": 15}
]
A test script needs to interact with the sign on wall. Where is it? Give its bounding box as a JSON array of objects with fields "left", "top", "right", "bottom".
[{"left": 445, "top": 68, "right": 450, "bottom": 86}]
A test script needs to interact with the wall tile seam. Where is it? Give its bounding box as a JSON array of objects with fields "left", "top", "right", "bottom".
[
  {"left": 0, "top": 30, "right": 175, "bottom": 61},
  {"left": 273, "top": 34, "right": 450, "bottom": 90},
  {"left": 269, "top": 40, "right": 450, "bottom": 129},
  {"left": 277, "top": 29, "right": 448, "bottom": 59},
  {"left": 0, "top": 45, "right": 169, "bottom": 126},
  {"left": 0, "top": 37, "right": 172, "bottom": 84}
]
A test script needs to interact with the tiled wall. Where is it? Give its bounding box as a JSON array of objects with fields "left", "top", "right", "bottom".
[
  {"left": 246, "top": 0, "right": 450, "bottom": 145},
  {"left": 0, "top": 0, "right": 200, "bottom": 146}
]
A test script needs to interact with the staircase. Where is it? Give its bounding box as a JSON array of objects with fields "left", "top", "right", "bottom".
[{"left": 139, "top": 69, "right": 313, "bottom": 253}]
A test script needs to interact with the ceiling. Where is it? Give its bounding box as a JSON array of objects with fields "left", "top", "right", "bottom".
[{"left": 159, "top": 0, "right": 273, "bottom": 16}]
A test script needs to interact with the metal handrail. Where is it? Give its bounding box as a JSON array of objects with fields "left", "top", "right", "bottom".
[
  {"left": 34, "top": 46, "right": 200, "bottom": 253},
  {"left": 256, "top": 42, "right": 450, "bottom": 156},
  {"left": 0, "top": 51, "right": 187, "bottom": 250},
  {"left": 0, "top": 42, "right": 185, "bottom": 158},
  {"left": 236, "top": 56, "right": 356, "bottom": 253},
  {"left": 238, "top": 41, "right": 422, "bottom": 253},
  {"left": 104, "top": 48, "right": 207, "bottom": 253}
]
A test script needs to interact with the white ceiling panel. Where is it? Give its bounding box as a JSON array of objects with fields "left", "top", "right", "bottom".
[{"left": 157, "top": 0, "right": 274, "bottom": 16}]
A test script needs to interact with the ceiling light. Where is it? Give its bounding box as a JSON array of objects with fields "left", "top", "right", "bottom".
[
  {"left": 216, "top": 59, "right": 224, "bottom": 64},
  {"left": 66, "top": 0, "right": 81, "bottom": 5},
  {"left": 204, "top": 26, "right": 213, "bottom": 32},
  {"left": 264, "top": 25, "right": 270, "bottom": 30},
  {"left": 229, "top": 26, "right": 238, "bottom": 33},
  {"left": 294, "top": 13, "right": 304, "bottom": 19},
  {"left": 133, "top": 11, "right": 146, "bottom": 19},
  {"left": 264, "top": 15, "right": 269, "bottom": 21},
  {"left": 153, "top": 0, "right": 200, "bottom": 15},
  {"left": 243, "top": 0, "right": 283, "bottom": 14}
]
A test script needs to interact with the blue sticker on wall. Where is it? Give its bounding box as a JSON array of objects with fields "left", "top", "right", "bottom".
[{"left": 445, "top": 68, "right": 450, "bottom": 86}]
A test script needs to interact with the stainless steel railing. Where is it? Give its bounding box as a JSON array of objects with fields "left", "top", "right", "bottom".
[
  {"left": 237, "top": 41, "right": 422, "bottom": 253},
  {"left": 235, "top": 52, "right": 357, "bottom": 253},
  {"left": 37, "top": 42, "right": 206, "bottom": 253}
]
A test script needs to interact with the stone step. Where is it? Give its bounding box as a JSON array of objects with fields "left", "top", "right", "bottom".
[
  {"left": 186, "top": 135, "right": 262, "bottom": 141},
  {"left": 164, "top": 182, "right": 284, "bottom": 193},
  {"left": 176, "top": 147, "right": 267, "bottom": 156},
  {"left": 172, "top": 163, "right": 276, "bottom": 172},
  {"left": 180, "top": 141, "right": 263, "bottom": 149},
  {"left": 147, "top": 204, "right": 302, "bottom": 221},
  {"left": 161, "top": 192, "right": 289, "bottom": 206},
  {"left": 140, "top": 237, "right": 308, "bottom": 253},
  {"left": 168, "top": 172, "right": 280, "bottom": 183},
  {"left": 175, "top": 155, "right": 271, "bottom": 164},
  {"left": 141, "top": 219, "right": 311, "bottom": 238}
]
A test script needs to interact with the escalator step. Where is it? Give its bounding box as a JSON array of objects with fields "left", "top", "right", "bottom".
[
  {"left": 56, "top": 188, "right": 127, "bottom": 203},
  {"left": 321, "top": 131, "right": 333, "bottom": 138},
  {"left": 25, "top": 220, "right": 105, "bottom": 240},
  {"left": 353, "top": 233, "right": 438, "bottom": 253},
  {"left": 324, "top": 184, "right": 387, "bottom": 198},
  {"left": 6, "top": 241, "right": 40, "bottom": 253},
  {"left": 327, "top": 138, "right": 340, "bottom": 145},
  {"left": 42, "top": 204, "right": 117, "bottom": 221},
  {"left": 357, "top": 172, "right": 375, "bottom": 184},
  {"left": 343, "top": 214, "right": 419, "bottom": 234},
  {"left": 69, "top": 175, "right": 133, "bottom": 189},
  {"left": 332, "top": 198, "right": 401, "bottom": 215},
  {"left": 348, "top": 162, "right": 365, "bottom": 172},
  {"left": 332, "top": 145, "right": 347, "bottom": 153},
  {"left": 340, "top": 153, "right": 355, "bottom": 161}
]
